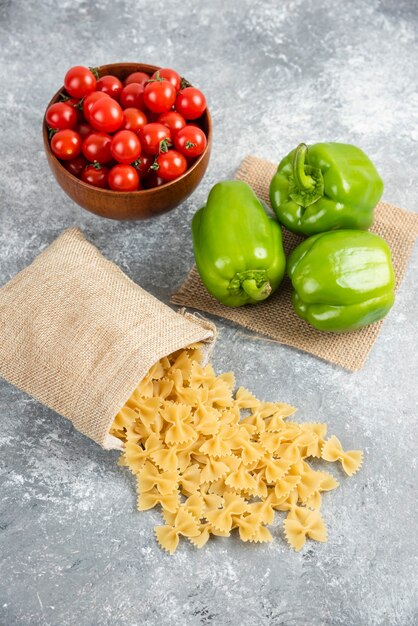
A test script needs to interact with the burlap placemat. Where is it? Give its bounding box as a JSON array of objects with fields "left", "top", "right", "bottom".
[
  {"left": 0, "top": 228, "right": 216, "bottom": 449},
  {"left": 172, "top": 156, "right": 418, "bottom": 371}
]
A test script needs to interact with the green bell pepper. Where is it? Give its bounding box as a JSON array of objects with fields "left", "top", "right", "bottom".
[
  {"left": 269, "top": 142, "right": 384, "bottom": 235},
  {"left": 287, "top": 230, "right": 395, "bottom": 332},
  {"left": 192, "top": 180, "right": 286, "bottom": 307}
]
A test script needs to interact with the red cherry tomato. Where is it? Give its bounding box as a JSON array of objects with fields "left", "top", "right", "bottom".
[
  {"left": 155, "top": 150, "right": 187, "bottom": 181},
  {"left": 120, "top": 83, "right": 145, "bottom": 110},
  {"left": 51, "top": 129, "right": 82, "bottom": 160},
  {"left": 132, "top": 153, "right": 153, "bottom": 178},
  {"left": 174, "top": 125, "right": 207, "bottom": 158},
  {"left": 124, "top": 71, "right": 150, "bottom": 87},
  {"left": 120, "top": 108, "right": 148, "bottom": 133},
  {"left": 46, "top": 102, "right": 78, "bottom": 130},
  {"left": 64, "top": 66, "right": 97, "bottom": 99},
  {"left": 96, "top": 75, "right": 123, "bottom": 101},
  {"left": 81, "top": 164, "right": 110, "bottom": 189},
  {"left": 76, "top": 121, "right": 93, "bottom": 140},
  {"left": 62, "top": 97, "right": 83, "bottom": 121},
  {"left": 110, "top": 130, "right": 141, "bottom": 164},
  {"left": 152, "top": 68, "right": 181, "bottom": 91},
  {"left": 83, "top": 91, "right": 110, "bottom": 122},
  {"left": 143, "top": 79, "right": 176, "bottom": 114},
  {"left": 142, "top": 172, "right": 166, "bottom": 189},
  {"left": 62, "top": 154, "right": 89, "bottom": 178},
  {"left": 63, "top": 96, "right": 81, "bottom": 108},
  {"left": 157, "top": 111, "right": 186, "bottom": 136},
  {"left": 108, "top": 164, "right": 139, "bottom": 191},
  {"left": 82, "top": 132, "right": 113, "bottom": 164},
  {"left": 175, "top": 87, "right": 206, "bottom": 120},
  {"left": 139, "top": 123, "right": 171, "bottom": 155},
  {"left": 89, "top": 97, "right": 123, "bottom": 133}
]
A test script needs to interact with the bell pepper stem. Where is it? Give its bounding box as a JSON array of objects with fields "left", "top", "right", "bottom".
[
  {"left": 241, "top": 279, "right": 272, "bottom": 301},
  {"left": 293, "top": 143, "right": 315, "bottom": 191}
]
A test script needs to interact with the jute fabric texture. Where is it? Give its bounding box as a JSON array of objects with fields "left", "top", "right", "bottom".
[{"left": 0, "top": 228, "right": 215, "bottom": 448}]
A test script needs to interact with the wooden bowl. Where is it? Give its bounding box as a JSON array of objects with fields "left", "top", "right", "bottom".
[{"left": 43, "top": 62, "right": 212, "bottom": 220}]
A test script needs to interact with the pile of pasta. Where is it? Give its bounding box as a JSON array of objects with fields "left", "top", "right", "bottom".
[{"left": 110, "top": 345, "right": 363, "bottom": 554}]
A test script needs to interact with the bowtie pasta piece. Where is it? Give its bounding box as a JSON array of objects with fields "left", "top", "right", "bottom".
[
  {"left": 162, "top": 402, "right": 197, "bottom": 446},
  {"left": 274, "top": 473, "right": 301, "bottom": 500},
  {"left": 137, "top": 461, "right": 179, "bottom": 496},
  {"left": 137, "top": 487, "right": 179, "bottom": 514},
  {"left": 299, "top": 423, "right": 328, "bottom": 458},
  {"left": 235, "top": 387, "right": 260, "bottom": 409},
  {"left": 198, "top": 429, "right": 233, "bottom": 457},
  {"left": 179, "top": 463, "right": 201, "bottom": 496},
  {"left": 235, "top": 513, "right": 273, "bottom": 543},
  {"left": 321, "top": 435, "right": 363, "bottom": 476},
  {"left": 152, "top": 378, "right": 174, "bottom": 400},
  {"left": 155, "top": 507, "right": 200, "bottom": 554},
  {"left": 284, "top": 507, "right": 327, "bottom": 552},
  {"left": 189, "top": 361, "right": 216, "bottom": 389},
  {"left": 225, "top": 462, "right": 258, "bottom": 492},
  {"left": 296, "top": 463, "right": 326, "bottom": 504},
  {"left": 119, "top": 434, "right": 161, "bottom": 475},
  {"left": 199, "top": 457, "right": 230, "bottom": 484},
  {"left": 205, "top": 492, "right": 248, "bottom": 533},
  {"left": 184, "top": 493, "right": 206, "bottom": 521},
  {"left": 111, "top": 346, "right": 363, "bottom": 554},
  {"left": 150, "top": 446, "right": 179, "bottom": 473}
]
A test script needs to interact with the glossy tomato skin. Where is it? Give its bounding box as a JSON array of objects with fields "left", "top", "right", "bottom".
[
  {"left": 120, "top": 83, "right": 145, "bottom": 110},
  {"left": 82, "top": 132, "right": 113, "bottom": 164},
  {"left": 96, "top": 75, "right": 123, "bottom": 101},
  {"left": 133, "top": 153, "right": 153, "bottom": 178},
  {"left": 124, "top": 71, "right": 150, "bottom": 87},
  {"left": 155, "top": 150, "right": 187, "bottom": 181},
  {"left": 63, "top": 97, "right": 83, "bottom": 122},
  {"left": 143, "top": 79, "right": 176, "bottom": 114},
  {"left": 46, "top": 102, "right": 78, "bottom": 130},
  {"left": 64, "top": 66, "right": 97, "bottom": 99},
  {"left": 152, "top": 68, "right": 181, "bottom": 91},
  {"left": 174, "top": 125, "right": 207, "bottom": 158},
  {"left": 81, "top": 164, "right": 110, "bottom": 189},
  {"left": 83, "top": 91, "right": 110, "bottom": 122},
  {"left": 63, "top": 154, "right": 89, "bottom": 178},
  {"left": 51, "top": 129, "right": 82, "bottom": 160},
  {"left": 157, "top": 111, "right": 186, "bottom": 136},
  {"left": 139, "top": 123, "right": 171, "bottom": 155},
  {"left": 120, "top": 108, "right": 148, "bottom": 133},
  {"left": 175, "top": 87, "right": 206, "bottom": 120},
  {"left": 76, "top": 121, "right": 93, "bottom": 140},
  {"left": 110, "top": 130, "right": 141, "bottom": 164},
  {"left": 64, "top": 96, "right": 81, "bottom": 108},
  {"left": 108, "top": 164, "right": 139, "bottom": 191},
  {"left": 89, "top": 97, "right": 123, "bottom": 133}
]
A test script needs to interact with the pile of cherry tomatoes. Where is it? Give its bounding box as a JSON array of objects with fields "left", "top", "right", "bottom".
[{"left": 46, "top": 65, "right": 208, "bottom": 191}]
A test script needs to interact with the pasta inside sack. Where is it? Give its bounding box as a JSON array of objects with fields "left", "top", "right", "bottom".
[{"left": 110, "top": 346, "right": 363, "bottom": 554}]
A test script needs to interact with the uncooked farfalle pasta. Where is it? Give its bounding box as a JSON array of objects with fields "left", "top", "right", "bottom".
[{"left": 110, "top": 345, "right": 363, "bottom": 554}]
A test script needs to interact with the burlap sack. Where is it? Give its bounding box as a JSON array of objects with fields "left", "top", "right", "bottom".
[
  {"left": 0, "top": 228, "right": 215, "bottom": 449},
  {"left": 172, "top": 156, "right": 418, "bottom": 371}
]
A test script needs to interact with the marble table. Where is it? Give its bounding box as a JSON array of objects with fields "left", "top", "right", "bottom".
[{"left": 0, "top": 0, "right": 417, "bottom": 624}]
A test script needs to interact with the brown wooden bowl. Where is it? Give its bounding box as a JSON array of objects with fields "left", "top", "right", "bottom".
[{"left": 43, "top": 62, "right": 212, "bottom": 220}]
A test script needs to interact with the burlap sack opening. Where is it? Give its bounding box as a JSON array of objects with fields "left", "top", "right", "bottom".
[
  {"left": 172, "top": 156, "right": 418, "bottom": 371},
  {"left": 0, "top": 228, "right": 215, "bottom": 450}
]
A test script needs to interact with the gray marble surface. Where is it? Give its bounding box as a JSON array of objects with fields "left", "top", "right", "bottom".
[{"left": 1, "top": 1, "right": 417, "bottom": 625}]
